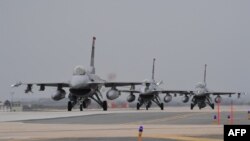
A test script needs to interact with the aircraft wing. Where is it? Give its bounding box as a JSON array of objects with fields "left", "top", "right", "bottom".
[
  {"left": 88, "top": 82, "right": 142, "bottom": 87},
  {"left": 118, "top": 89, "right": 193, "bottom": 95},
  {"left": 11, "top": 82, "right": 70, "bottom": 93},
  {"left": 211, "top": 92, "right": 242, "bottom": 96},
  {"left": 104, "top": 82, "right": 142, "bottom": 87},
  {"left": 119, "top": 89, "right": 141, "bottom": 93},
  {"left": 158, "top": 90, "right": 194, "bottom": 95},
  {"left": 35, "top": 83, "right": 70, "bottom": 87},
  {"left": 160, "top": 90, "right": 242, "bottom": 96}
]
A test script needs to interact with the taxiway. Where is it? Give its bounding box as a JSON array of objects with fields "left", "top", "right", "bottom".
[{"left": 0, "top": 106, "right": 249, "bottom": 141}]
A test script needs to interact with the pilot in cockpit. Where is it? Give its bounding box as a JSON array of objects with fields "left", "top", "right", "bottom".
[{"left": 73, "top": 66, "right": 86, "bottom": 75}]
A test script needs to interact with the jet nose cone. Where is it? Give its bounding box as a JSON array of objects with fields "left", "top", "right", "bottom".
[
  {"left": 140, "top": 87, "right": 146, "bottom": 93},
  {"left": 71, "top": 82, "right": 83, "bottom": 89},
  {"left": 70, "top": 76, "right": 88, "bottom": 89}
]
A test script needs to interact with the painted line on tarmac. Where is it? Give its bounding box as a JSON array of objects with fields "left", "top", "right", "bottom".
[{"left": 124, "top": 112, "right": 208, "bottom": 125}]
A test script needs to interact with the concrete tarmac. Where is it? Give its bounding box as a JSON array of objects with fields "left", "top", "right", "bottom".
[
  {"left": 20, "top": 111, "right": 249, "bottom": 125},
  {"left": 0, "top": 106, "right": 249, "bottom": 141}
]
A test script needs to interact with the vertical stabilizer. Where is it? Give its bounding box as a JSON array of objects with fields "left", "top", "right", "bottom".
[
  {"left": 90, "top": 36, "right": 96, "bottom": 74},
  {"left": 152, "top": 58, "right": 156, "bottom": 81},
  {"left": 203, "top": 64, "right": 207, "bottom": 86}
]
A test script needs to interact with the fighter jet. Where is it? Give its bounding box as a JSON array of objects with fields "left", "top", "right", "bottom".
[
  {"left": 12, "top": 37, "right": 141, "bottom": 111},
  {"left": 117, "top": 58, "right": 167, "bottom": 110},
  {"left": 165, "top": 64, "right": 243, "bottom": 110}
]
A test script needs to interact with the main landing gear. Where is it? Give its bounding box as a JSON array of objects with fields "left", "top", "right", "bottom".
[
  {"left": 207, "top": 97, "right": 214, "bottom": 110},
  {"left": 137, "top": 102, "right": 141, "bottom": 110},
  {"left": 90, "top": 92, "right": 108, "bottom": 111},
  {"left": 191, "top": 103, "right": 196, "bottom": 110},
  {"left": 102, "top": 101, "right": 108, "bottom": 111},
  {"left": 68, "top": 99, "right": 107, "bottom": 111},
  {"left": 136, "top": 96, "right": 164, "bottom": 110},
  {"left": 68, "top": 101, "right": 74, "bottom": 111},
  {"left": 152, "top": 96, "right": 164, "bottom": 110},
  {"left": 67, "top": 91, "right": 108, "bottom": 111},
  {"left": 190, "top": 97, "right": 214, "bottom": 110}
]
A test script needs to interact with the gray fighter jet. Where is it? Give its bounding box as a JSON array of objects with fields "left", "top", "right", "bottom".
[
  {"left": 118, "top": 58, "right": 167, "bottom": 110},
  {"left": 165, "top": 64, "right": 243, "bottom": 110},
  {"left": 118, "top": 61, "right": 242, "bottom": 110},
  {"left": 12, "top": 37, "right": 141, "bottom": 111}
]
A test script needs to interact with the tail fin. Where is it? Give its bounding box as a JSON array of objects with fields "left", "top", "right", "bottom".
[
  {"left": 90, "top": 36, "right": 96, "bottom": 74},
  {"left": 203, "top": 64, "right": 207, "bottom": 86},
  {"left": 152, "top": 58, "right": 156, "bottom": 80}
]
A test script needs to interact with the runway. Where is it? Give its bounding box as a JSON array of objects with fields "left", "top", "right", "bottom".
[
  {"left": 0, "top": 106, "right": 249, "bottom": 141},
  {"left": 20, "top": 111, "right": 249, "bottom": 125}
]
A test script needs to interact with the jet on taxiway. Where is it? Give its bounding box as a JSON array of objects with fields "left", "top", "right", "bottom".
[
  {"left": 113, "top": 61, "right": 243, "bottom": 110},
  {"left": 164, "top": 64, "right": 243, "bottom": 110},
  {"left": 12, "top": 37, "right": 142, "bottom": 111},
  {"left": 116, "top": 58, "right": 169, "bottom": 110}
]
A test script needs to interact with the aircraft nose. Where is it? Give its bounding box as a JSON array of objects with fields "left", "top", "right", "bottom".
[
  {"left": 195, "top": 89, "right": 206, "bottom": 96},
  {"left": 70, "top": 76, "right": 88, "bottom": 89},
  {"left": 140, "top": 87, "right": 150, "bottom": 94},
  {"left": 71, "top": 82, "right": 80, "bottom": 88}
]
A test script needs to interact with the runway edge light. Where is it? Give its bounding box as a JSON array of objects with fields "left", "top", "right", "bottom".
[
  {"left": 138, "top": 125, "right": 143, "bottom": 141},
  {"left": 227, "top": 115, "right": 231, "bottom": 125},
  {"left": 212, "top": 115, "right": 217, "bottom": 124}
]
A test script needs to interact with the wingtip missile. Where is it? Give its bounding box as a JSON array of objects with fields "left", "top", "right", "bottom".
[
  {"left": 11, "top": 82, "right": 22, "bottom": 88},
  {"left": 156, "top": 80, "right": 163, "bottom": 86}
]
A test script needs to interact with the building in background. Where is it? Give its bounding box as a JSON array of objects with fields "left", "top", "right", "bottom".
[
  {"left": 11, "top": 101, "right": 23, "bottom": 112},
  {"left": 0, "top": 100, "right": 23, "bottom": 112}
]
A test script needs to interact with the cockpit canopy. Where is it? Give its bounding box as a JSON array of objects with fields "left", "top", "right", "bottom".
[
  {"left": 143, "top": 79, "right": 152, "bottom": 86},
  {"left": 73, "top": 66, "right": 86, "bottom": 75},
  {"left": 195, "top": 82, "right": 206, "bottom": 88},
  {"left": 143, "top": 79, "right": 151, "bottom": 84}
]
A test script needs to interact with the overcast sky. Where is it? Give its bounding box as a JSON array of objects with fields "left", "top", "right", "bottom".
[{"left": 0, "top": 0, "right": 249, "bottom": 101}]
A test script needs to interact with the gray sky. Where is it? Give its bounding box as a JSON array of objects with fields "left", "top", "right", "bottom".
[{"left": 0, "top": 0, "right": 249, "bottom": 101}]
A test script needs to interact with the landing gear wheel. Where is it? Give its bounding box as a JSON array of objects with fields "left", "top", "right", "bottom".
[
  {"left": 146, "top": 103, "right": 150, "bottom": 110},
  {"left": 80, "top": 104, "right": 83, "bottom": 111},
  {"left": 190, "top": 103, "right": 194, "bottom": 110},
  {"left": 102, "top": 101, "right": 107, "bottom": 111},
  {"left": 82, "top": 101, "right": 87, "bottom": 108},
  {"left": 146, "top": 102, "right": 151, "bottom": 110},
  {"left": 68, "top": 101, "right": 72, "bottom": 111},
  {"left": 137, "top": 103, "right": 140, "bottom": 110},
  {"left": 160, "top": 103, "right": 164, "bottom": 110},
  {"left": 211, "top": 103, "right": 215, "bottom": 109}
]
